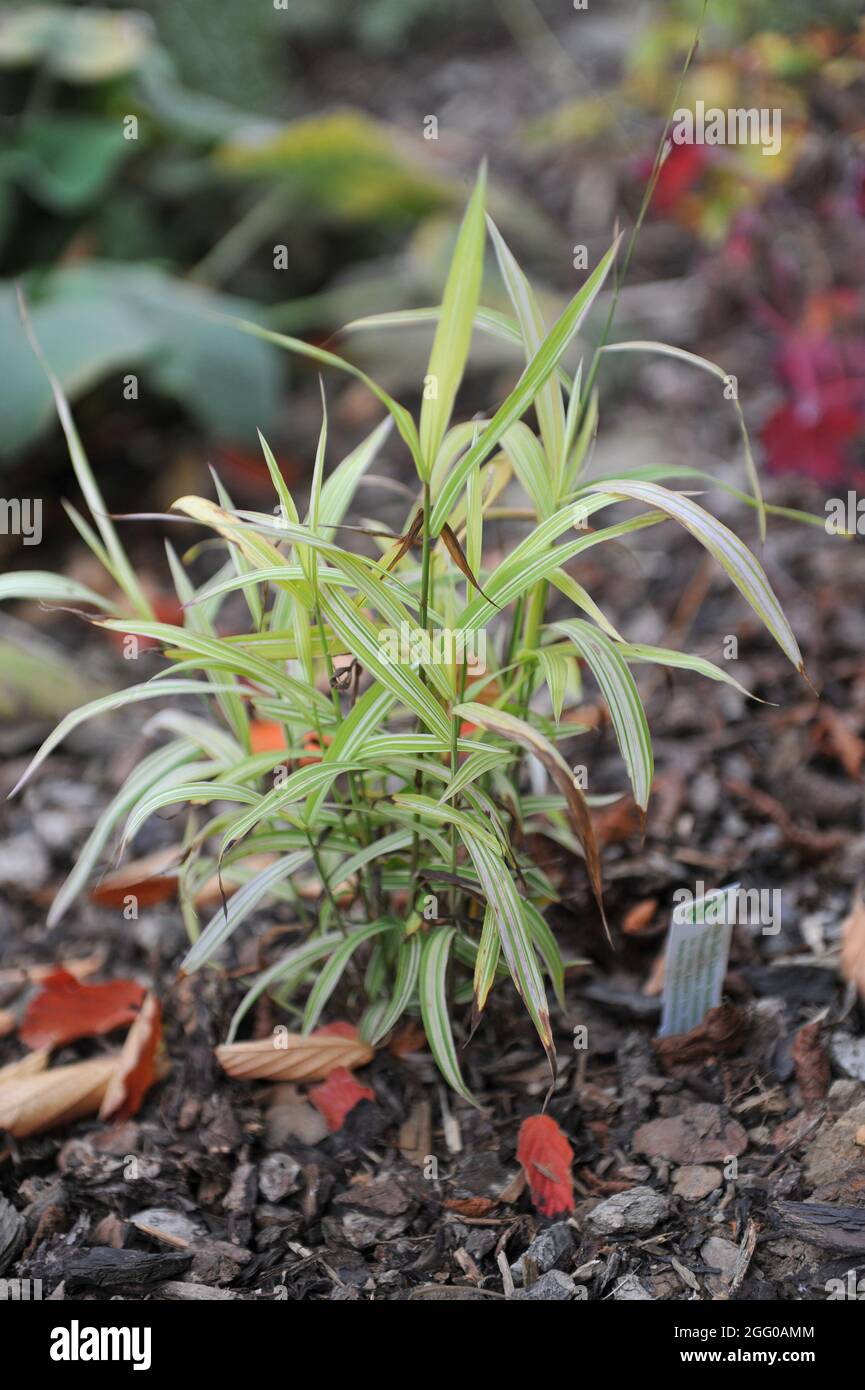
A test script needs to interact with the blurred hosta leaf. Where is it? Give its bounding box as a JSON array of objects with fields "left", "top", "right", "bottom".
[
  {"left": 213, "top": 109, "right": 454, "bottom": 223},
  {"left": 0, "top": 264, "right": 280, "bottom": 456},
  {"left": 3, "top": 116, "right": 131, "bottom": 212},
  {"left": 0, "top": 7, "right": 153, "bottom": 82}
]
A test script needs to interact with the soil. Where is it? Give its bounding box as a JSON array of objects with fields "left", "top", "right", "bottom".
[{"left": 1, "top": 476, "right": 863, "bottom": 1302}]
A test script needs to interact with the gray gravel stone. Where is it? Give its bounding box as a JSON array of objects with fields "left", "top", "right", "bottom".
[
  {"left": 510, "top": 1221, "right": 574, "bottom": 1284},
  {"left": 259, "top": 1153, "right": 301, "bottom": 1202},
  {"left": 611, "top": 1273, "right": 653, "bottom": 1300},
  {"left": 672, "top": 1165, "right": 722, "bottom": 1200},
  {"left": 510, "top": 1270, "right": 576, "bottom": 1300},
  {"left": 0, "top": 833, "right": 49, "bottom": 892},
  {"left": 585, "top": 1186, "right": 671, "bottom": 1235},
  {"left": 701, "top": 1236, "right": 739, "bottom": 1280},
  {"left": 830, "top": 1033, "right": 865, "bottom": 1083}
]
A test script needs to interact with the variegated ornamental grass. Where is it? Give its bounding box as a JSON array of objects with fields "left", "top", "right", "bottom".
[{"left": 7, "top": 172, "right": 809, "bottom": 1101}]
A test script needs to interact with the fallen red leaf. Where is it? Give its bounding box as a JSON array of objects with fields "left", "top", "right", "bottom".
[
  {"left": 516, "top": 1113, "right": 575, "bottom": 1218},
  {"left": 308, "top": 1067, "right": 374, "bottom": 1132},
  {"left": 313, "top": 1021, "right": 360, "bottom": 1041},
  {"left": 248, "top": 720, "right": 288, "bottom": 754},
  {"left": 20, "top": 970, "right": 145, "bottom": 1050}
]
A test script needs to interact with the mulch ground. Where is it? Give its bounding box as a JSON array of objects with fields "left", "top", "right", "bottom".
[{"left": 1, "top": 465, "right": 864, "bottom": 1302}]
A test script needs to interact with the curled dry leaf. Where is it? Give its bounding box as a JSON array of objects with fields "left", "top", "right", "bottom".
[
  {"left": 0, "top": 997, "right": 166, "bottom": 1140},
  {"left": 308, "top": 1067, "right": 375, "bottom": 1132},
  {"left": 0, "top": 1056, "right": 117, "bottom": 1140},
  {"left": 791, "top": 1018, "right": 830, "bottom": 1109},
  {"left": 216, "top": 1024, "right": 374, "bottom": 1083},
  {"left": 0, "top": 1048, "right": 50, "bottom": 1085},
  {"left": 100, "top": 994, "right": 167, "bottom": 1122},
  {"left": 840, "top": 891, "right": 865, "bottom": 1002},
  {"left": 516, "top": 1113, "right": 575, "bottom": 1219},
  {"left": 20, "top": 968, "right": 145, "bottom": 1050},
  {"left": 653, "top": 1002, "right": 745, "bottom": 1072}
]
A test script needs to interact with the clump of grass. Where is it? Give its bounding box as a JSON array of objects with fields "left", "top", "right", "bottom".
[{"left": 8, "top": 167, "right": 808, "bottom": 1101}]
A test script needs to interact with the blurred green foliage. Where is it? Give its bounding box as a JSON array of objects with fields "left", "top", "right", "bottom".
[
  {"left": 675, "top": 0, "right": 864, "bottom": 37},
  {"left": 0, "top": 5, "right": 458, "bottom": 457}
]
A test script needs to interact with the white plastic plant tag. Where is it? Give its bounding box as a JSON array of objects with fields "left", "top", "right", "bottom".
[{"left": 658, "top": 883, "right": 740, "bottom": 1038}]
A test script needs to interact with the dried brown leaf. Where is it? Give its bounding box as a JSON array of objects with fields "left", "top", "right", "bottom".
[
  {"left": 840, "top": 890, "right": 865, "bottom": 1001},
  {"left": 0, "top": 1056, "right": 117, "bottom": 1139},
  {"left": 440, "top": 523, "right": 499, "bottom": 607},
  {"left": 0, "top": 1048, "right": 50, "bottom": 1085},
  {"left": 791, "top": 1018, "right": 830, "bottom": 1109},
  {"left": 216, "top": 1031, "right": 374, "bottom": 1083},
  {"left": 653, "top": 1002, "right": 745, "bottom": 1072},
  {"left": 100, "top": 994, "right": 167, "bottom": 1122}
]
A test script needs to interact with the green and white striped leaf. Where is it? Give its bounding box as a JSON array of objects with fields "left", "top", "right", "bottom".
[
  {"left": 419, "top": 926, "right": 476, "bottom": 1104},
  {"left": 226, "top": 933, "right": 342, "bottom": 1042},
  {"left": 521, "top": 899, "right": 566, "bottom": 1010},
  {"left": 452, "top": 701, "right": 607, "bottom": 936},
  {"left": 343, "top": 304, "right": 575, "bottom": 398},
  {"left": 616, "top": 642, "right": 761, "bottom": 701},
  {"left": 488, "top": 216, "right": 566, "bottom": 489},
  {"left": 230, "top": 315, "right": 423, "bottom": 476},
  {"left": 9, "top": 679, "right": 245, "bottom": 798},
  {"left": 554, "top": 617, "right": 653, "bottom": 812},
  {"left": 472, "top": 904, "right": 500, "bottom": 1019},
  {"left": 430, "top": 236, "right": 619, "bottom": 533},
  {"left": 319, "top": 587, "right": 452, "bottom": 742},
  {"left": 601, "top": 341, "right": 765, "bottom": 540},
  {"left": 562, "top": 384, "right": 597, "bottom": 492},
  {"left": 318, "top": 417, "right": 392, "bottom": 536},
  {"left": 0, "top": 571, "right": 114, "bottom": 611},
  {"left": 536, "top": 646, "right": 569, "bottom": 724},
  {"left": 121, "top": 780, "right": 260, "bottom": 849},
  {"left": 459, "top": 827, "right": 554, "bottom": 1079},
  {"left": 419, "top": 165, "right": 487, "bottom": 473},
  {"left": 324, "top": 831, "right": 412, "bottom": 895},
  {"left": 393, "top": 794, "right": 503, "bottom": 855},
  {"left": 49, "top": 739, "right": 198, "bottom": 927},
  {"left": 305, "top": 683, "right": 395, "bottom": 821},
  {"left": 182, "top": 851, "right": 313, "bottom": 972},
  {"left": 548, "top": 568, "right": 623, "bottom": 640},
  {"left": 221, "top": 759, "right": 370, "bottom": 852},
  {"left": 586, "top": 481, "right": 802, "bottom": 671},
  {"left": 368, "top": 931, "right": 422, "bottom": 1045},
  {"left": 503, "top": 422, "right": 555, "bottom": 520},
  {"left": 302, "top": 920, "right": 395, "bottom": 1034},
  {"left": 19, "top": 296, "right": 151, "bottom": 617},
  {"left": 435, "top": 747, "right": 514, "bottom": 804}
]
